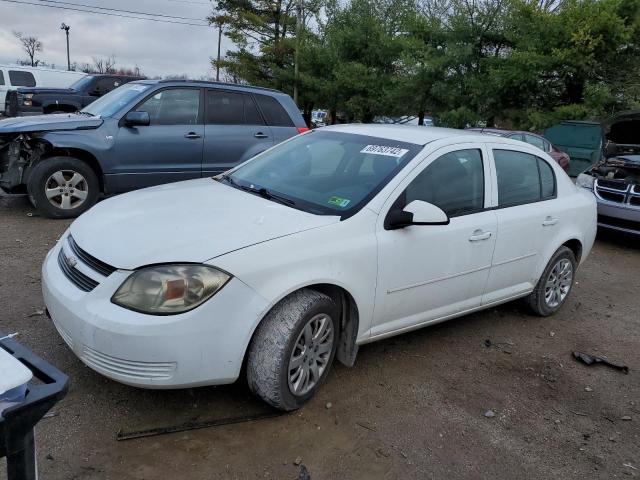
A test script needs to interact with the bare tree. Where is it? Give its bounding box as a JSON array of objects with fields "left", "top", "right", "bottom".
[
  {"left": 92, "top": 55, "right": 117, "bottom": 74},
  {"left": 13, "top": 31, "right": 43, "bottom": 67}
]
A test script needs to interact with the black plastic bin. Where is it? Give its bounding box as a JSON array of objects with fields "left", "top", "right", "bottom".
[{"left": 0, "top": 334, "right": 69, "bottom": 480}]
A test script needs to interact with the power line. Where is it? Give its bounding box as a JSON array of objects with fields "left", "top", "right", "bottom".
[
  {"left": 38, "top": 0, "right": 209, "bottom": 22},
  {"left": 0, "top": 0, "right": 212, "bottom": 27},
  {"left": 165, "top": 0, "right": 211, "bottom": 5}
]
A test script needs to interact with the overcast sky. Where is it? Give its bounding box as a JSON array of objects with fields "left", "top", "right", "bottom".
[{"left": 0, "top": 0, "right": 232, "bottom": 78}]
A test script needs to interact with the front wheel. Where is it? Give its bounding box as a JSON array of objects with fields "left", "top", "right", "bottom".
[
  {"left": 526, "top": 246, "right": 577, "bottom": 316},
  {"left": 27, "top": 156, "right": 99, "bottom": 219},
  {"left": 247, "top": 289, "right": 339, "bottom": 411}
]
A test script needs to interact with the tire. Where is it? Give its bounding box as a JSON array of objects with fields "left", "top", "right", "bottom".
[
  {"left": 247, "top": 289, "right": 340, "bottom": 411},
  {"left": 27, "top": 156, "right": 99, "bottom": 219},
  {"left": 526, "top": 246, "right": 577, "bottom": 316}
]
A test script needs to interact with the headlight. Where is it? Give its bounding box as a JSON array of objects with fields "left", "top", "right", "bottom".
[
  {"left": 576, "top": 173, "right": 595, "bottom": 189},
  {"left": 21, "top": 93, "right": 33, "bottom": 106},
  {"left": 112, "top": 264, "right": 230, "bottom": 315}
]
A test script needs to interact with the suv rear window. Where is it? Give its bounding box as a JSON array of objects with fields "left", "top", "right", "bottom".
[
  {"left": 206, "top": 90, "right": 264, "bottom": 125},
  {"left": 0, "top": 71, "right": 4, "bottom": 86},
  {"left": 255, "top": 94, "right": 293, "bottom": 127},
  {"left": 8, "top": 70, "right": 35, "bottom": 87}
]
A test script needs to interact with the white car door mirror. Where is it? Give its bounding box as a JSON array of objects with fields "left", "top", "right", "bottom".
[{"left": 385, "top": 200, "right": 449, "bottom": 230}]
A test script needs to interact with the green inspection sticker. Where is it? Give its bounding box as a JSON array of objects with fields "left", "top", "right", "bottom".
[{"left": 328, "top": 196, "right": 351, "bottom": 208}]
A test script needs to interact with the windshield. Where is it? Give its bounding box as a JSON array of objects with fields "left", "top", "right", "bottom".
[
  {"left": 224, "top": 130, "right": 422, "bottom": 217},
  {"left": 69, "top": 75, "right": 95, "bottom": 91},
  {"left": 81, "top": 83, "right": 151, "bottom": 117}
]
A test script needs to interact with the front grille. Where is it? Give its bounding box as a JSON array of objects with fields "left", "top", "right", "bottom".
[
  {"left": 595, "top": 179, "right": 640, "bottom": 206},
  {"left": 81, "top": 345, "right": 176, "bottom": 380},
  {"left": 58, "top": 249, "right": 99, "bottom": 292},
  {"left": 68, "top": 236, "right": 116, "bottom": 277},
  {"left": 598, "top": 214, "right": 640, "bottom": 233}
]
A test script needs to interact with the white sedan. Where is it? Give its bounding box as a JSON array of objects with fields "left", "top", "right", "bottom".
[{"left": 42, "top": 125, "right": 597, "bottom": 410}]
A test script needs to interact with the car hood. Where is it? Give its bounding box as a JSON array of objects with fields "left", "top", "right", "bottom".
[
  {"left": 70, "top": 178, "right": 341, "bottom": 270},
  {"left": 16, "top": 87, "right": 74, "bottom": 95},
  {"left": 0, "top": 113, "right": 103, "bottom": 133}
]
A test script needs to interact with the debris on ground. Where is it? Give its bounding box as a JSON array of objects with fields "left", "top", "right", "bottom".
[
  {"left": 484, "top": 410, "right": 496, "bottom": 418},
  {"left": 573, "top": 351, "right": 629, "bottom": 374},
  {"left": 298, "top": 464, "right": 311, "bottom": 480},
  {"left": 293, "top": 457, "right": 302, "bottom": 466},
  {"left": 325, "top": 402, "right": 332, "bottom": 409},
  {"left": 623, "top": 462, "right": 638, "bottom": 470},
  {"left": 484, "top": 339, "right": 514, "bottom": 354},
  {"left": 27, "top": 309, "right": 45, "bottom": 317},
  {"left": 621, "top": 416, "right": 632, "bottom": 421},
  {"left": 356, "top": 421, "right": 377, "bottom": 431},
  {"left": 116, "top": 410, "right": 282, "bottom": 440},
  {"left": 585, "top": 386, "right": 594, "bottom": 392}
]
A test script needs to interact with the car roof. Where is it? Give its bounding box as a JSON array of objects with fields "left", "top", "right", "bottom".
[
  {"left": 134, "top": 79, "right": 282, "bottom": 94},
  {"left": 321, "top": 124, "right": 480, "bottom": 146},
  {"left": 320, "top": 124, "right": 551, "bottom": 151}
]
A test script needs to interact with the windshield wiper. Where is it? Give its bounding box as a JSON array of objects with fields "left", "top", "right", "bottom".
[
  {"left": 217, "top": 175, "right": 295, "bottom": 206},
  {"left": 75, "top": 111, "right": 93, "bottom": 116}
]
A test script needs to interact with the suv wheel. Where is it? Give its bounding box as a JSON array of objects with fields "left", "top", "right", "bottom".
[
  {"left": 526, "top": 246, "right": 577, "bottom": 316},
  {"left": 247, "top": 289, "right": 339, "bottom": 411},
  {"left": 28, "top": 157, "right": 99, "bottom": 219}
]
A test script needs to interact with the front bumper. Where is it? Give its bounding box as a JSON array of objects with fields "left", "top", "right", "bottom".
[
  {"left": 41, "top": 239, "right": 270, "bottom": 388},
  {"left": 595, "top": 197, "right": 640, "bottom": 235}
]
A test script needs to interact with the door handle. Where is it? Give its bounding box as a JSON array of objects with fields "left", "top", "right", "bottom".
[
  {"left": 184, "top": 132, "right": 202, "bottom": 139},
  {"left": 254, "top": 132, "right": 269, "bottom": 139},
  {"left": 469, "top": 230, "right": 492, "bottom": 242},
  {"left": 542, "top": 216, "right": 558, "bottom": 227}
]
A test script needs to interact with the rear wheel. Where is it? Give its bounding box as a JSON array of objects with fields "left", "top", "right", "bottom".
[
  {"left": 27, "top": 156, "right": 99, "bottom": 219},
  {"left": 526, "top": 246, "right": 576, "bottom": 316},
  {"left": 247, "top": 289, "right": 339, "bottom": 411}
]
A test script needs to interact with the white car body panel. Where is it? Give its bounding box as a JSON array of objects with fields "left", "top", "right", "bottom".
[{"left": 41, "top": 125, "right": 597, "bottom": 388}]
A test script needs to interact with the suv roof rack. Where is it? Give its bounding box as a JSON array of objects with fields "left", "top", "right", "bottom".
[{"left": 156, "top": 78, "right": 279, "bottom": 93}]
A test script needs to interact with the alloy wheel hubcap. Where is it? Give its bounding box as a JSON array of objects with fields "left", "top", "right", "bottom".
[
  {"left": 45, "top": 170, "right": 88, "bottom": 210},
  {"left": 544, "top": 258, "right": 573, "bottom": 308},
  {"left": 288, "top": 313, "right": 334, "bottom": 396}
]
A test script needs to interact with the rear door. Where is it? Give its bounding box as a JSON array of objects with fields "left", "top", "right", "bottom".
[
  {"left": 201, "top": 89, "right": 274, "bottom": 175},
  {"left": 107, "top": 87, "right": 204, "bottom": 192},
  {"left": 482, "top": 145, "right": 561, "bottom": 304}
]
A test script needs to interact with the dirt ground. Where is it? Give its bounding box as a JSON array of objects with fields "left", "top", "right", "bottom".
[{"left": 1, "top": 195, "right": 638, "bottom": 480}]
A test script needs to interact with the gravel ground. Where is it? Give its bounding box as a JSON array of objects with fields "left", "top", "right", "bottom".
[{"left": 1, "top": 195, "right": 638, "bottom": 480}]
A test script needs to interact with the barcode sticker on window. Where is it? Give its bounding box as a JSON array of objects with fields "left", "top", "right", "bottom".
[{"left": 360, "top": 145, "right": 409, "bottom": 158}]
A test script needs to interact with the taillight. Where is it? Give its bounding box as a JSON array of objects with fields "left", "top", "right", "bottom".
[{"left": 297, "top": 127, "right": 310, "bottom": 134}]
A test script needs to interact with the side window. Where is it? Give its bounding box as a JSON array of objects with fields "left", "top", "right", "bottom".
[
  {"left": 205, "top": 90, "right": 264, "bottom": 125},
  {"left": 508, "top": 133, "right": 523, "bottom": 141},
  {"left": 404, "top": 149, "right": 484, "bottom": 217},
  {"left": 494, "top": 150, "right": 556, "bottom": 206},
  {"left": 254, "top": 94, "right": 294, "bottom": 127},
  {"left": 543, "top": 140, "right": 552, "bottom": 152},
  {"left": 95, "top": 77, "right": 120, "bottom": 94},
  {"left": 136, "top": 88, "right": 200, "bottom": 126},
  {"left": 524, "top": 134, "right": 545, "bottom": 151},
  {"left": 0, "top": 71, "right": 4, "bottom": 86},
  {"left": 8, "top": 70, "right": 35, "bottom": 87},
  {"left": 538, "top": 157, "right": 556, "bottom": 198}
]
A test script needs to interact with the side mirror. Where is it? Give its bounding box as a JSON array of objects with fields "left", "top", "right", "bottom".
[
  {"left": 385, "top": 200, "right": 449, "bottom": 230},
  {"left": 124, "top": 111, "right": 150, "bottom": 127}
]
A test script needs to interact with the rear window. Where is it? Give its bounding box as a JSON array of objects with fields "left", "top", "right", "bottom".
[
  {"left": 255, "top": 94, "right": 294, "bottom": 127},
  {"left": 0, "top": 71, "right": 4, "bottom": 86},
  {"left": 8, "top": 70, "right": 35, "bottom": 87}
]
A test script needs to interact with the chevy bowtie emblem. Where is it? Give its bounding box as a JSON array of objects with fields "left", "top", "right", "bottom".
[{"left": 65, "top": 254, "right": 78, "bottom": 268}]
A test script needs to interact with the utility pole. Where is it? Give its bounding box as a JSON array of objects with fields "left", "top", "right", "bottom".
[
  {"left": 216, "top": 21, "right": 222, "bottom": 81},
  {"left": 293, "top": 0, "right": 302, "bottom": 105},
  {"left": 60, "top": 23, "right": 71, "bottom": 70}
]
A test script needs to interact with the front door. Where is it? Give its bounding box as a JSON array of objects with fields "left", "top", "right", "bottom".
[
  {"left": 202, "top": 89, "right": 274, "bottom": 176},
  {"left": 372, "top": 145, "right": 497, "bottom": 338},
  {"left": 107, "top": 87, "right": 203, "bottom": 192}
]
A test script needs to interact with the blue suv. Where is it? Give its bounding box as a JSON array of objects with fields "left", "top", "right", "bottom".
[{"left": 0, "top": 80, "right": 308, "bottom": 218}]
